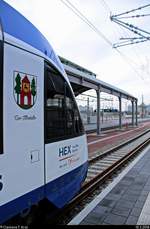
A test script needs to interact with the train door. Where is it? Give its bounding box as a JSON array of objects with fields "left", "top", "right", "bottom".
[{"left": 1, "top": 43, "right": 45, "bottom": 217}]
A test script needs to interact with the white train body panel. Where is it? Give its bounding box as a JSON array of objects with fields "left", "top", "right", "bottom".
[
  {"left": 45, "top": 135, "right": 87, "bottom": 183},
  {"left": 1, "top": 43, "right": 45, "bottom": 205}
]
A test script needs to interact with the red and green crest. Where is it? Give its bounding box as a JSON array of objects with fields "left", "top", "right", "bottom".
[{"left": 14, "top": 71, "right": 37, "bottom": 109}]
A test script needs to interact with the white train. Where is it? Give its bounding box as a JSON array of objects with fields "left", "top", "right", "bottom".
[{"left": 0, "top": 0, "right": 88, "bottom": 223}]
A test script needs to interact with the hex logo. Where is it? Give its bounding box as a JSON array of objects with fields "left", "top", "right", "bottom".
[
  {"left": 59, "top": 145, "right": 72, "bottom": 157},
  {"left": 14, "top": 71, "right": 37, "bottom": 109}
]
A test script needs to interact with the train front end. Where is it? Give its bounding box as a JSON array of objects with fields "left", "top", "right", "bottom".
[{"left": 0, "top": 0, "right": 88, "bottom": 223}]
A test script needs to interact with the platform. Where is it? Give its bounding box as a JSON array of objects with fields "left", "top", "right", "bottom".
[{"left": 69, "top": 144, "right": 150, "bottom": 225}]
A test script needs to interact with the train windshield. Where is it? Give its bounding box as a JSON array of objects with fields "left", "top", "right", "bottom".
[{"left": 45, "top": 63, "right": 84, "bottom": 143}]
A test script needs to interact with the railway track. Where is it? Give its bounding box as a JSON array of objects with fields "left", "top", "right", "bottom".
[{"left": 51, "top": 129, "right": 150, "bottom": 225}]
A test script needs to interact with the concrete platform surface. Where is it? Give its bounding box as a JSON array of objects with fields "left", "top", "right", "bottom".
[{"left": 69, "top": 144, "right": 150, "bottom": 225}]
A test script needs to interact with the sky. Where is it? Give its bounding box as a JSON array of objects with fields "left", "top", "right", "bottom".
[{"left": 4, "top": 0, "right": 150, "bottom": 106}]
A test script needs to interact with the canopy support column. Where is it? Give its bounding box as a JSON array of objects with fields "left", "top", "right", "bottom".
[
  {"left": 119, "top": 95, "right": 122, "bottom": 129},
  {"left": 132, "top": 100, "right": 135, "bottom": 127},
  {"left": 96, "top": 87, "right": 101, "bottom": 135}
]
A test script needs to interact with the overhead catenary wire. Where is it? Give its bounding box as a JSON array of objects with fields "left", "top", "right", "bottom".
[
  {"left": 111, "top": 3, "right": 150, "bottom": 48},
  {"left": 117, "top": 13, "right": 150, "bottom": 19},
  {"left": 108, "top": 2, "right": 150, "bottom": 80},
  {"left": 99, "top": 0, "right": 147, "bottom": 80},
  {"left": 112, "top": 4, "right": 150, "bottom": 18},
  {"left": 60, "top": 0, "right": 113, "bottom": 47},
  {"left": 99, "top": 0, "right": 148, "bottom": 77},
  {"left": 60, "top": 0, "right": 145, "bottom": 81},
  {"left": 99, "top": 0, "right": 111, "bottom": 13}
]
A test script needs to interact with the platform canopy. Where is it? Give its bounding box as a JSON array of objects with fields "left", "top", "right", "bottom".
[{"left": 59, "top": 56, "right": 137, "bottom": 102}]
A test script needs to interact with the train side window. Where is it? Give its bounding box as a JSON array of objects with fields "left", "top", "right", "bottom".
[
  {"left": 45, "top": 69, "right": 64, "bottom": 141},
  {"left": 45, "top": 63, "right": 84, "bottom": 143},
  {"left": 0, "top": 38, "right": 3, "bottom": 154}
]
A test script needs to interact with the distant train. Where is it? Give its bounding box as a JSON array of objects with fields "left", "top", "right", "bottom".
[{"left": 0, "top": 1, "right": 88, "bottom": 223}]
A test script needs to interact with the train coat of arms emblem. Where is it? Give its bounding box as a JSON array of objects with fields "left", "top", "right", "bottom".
[{"left": 14, "top": 71, "right": 37, "bottom": 109}]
